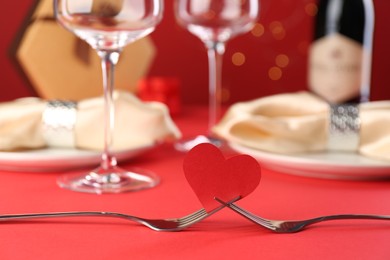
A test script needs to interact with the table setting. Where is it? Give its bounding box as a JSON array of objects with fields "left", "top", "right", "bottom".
[
  {"left": 1, "top": 0, "right": 390, "bottom": 259},
  {"left": 214, "top": 91, "right": 390, "bottom": 179},
  {"left": 0, "top": 91, "right": 180, "bottom": 171}
]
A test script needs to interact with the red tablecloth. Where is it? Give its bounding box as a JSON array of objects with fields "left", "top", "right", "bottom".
[{"left": 1, "top": 106, "right": 390, "bottom": 260}]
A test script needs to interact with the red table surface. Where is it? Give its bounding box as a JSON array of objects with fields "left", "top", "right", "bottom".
[{"left": 1, "top": 106, "right": 390, "bottom": 260}]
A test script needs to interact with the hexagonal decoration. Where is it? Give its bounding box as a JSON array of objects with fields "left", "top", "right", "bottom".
[{"left": 16, "top": 0, "right": 156, "bottom": 100}]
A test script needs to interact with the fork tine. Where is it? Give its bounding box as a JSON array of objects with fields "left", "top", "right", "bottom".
[
  {"left": 177, "top": 196, "right": 242, "bottom": 227},
  {"left": 176, "top": 210, "right": 212, "bottom": 228},
  {"left": 177, "top": 209, "right": 207, "bottom": 225},
  {"left": 215, "top": 197, "right": 277, "bottom": 231}
]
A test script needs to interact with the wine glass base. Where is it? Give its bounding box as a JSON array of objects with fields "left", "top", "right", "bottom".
[
  {"left": 174, "top": 135, "right": 223, "bottom": 152},
  {"left": 57, "top": 166, "right": 160, "bottom": 194}
]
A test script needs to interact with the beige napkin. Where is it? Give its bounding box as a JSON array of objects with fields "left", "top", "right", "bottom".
[
  {"left": 213, "top": 92, "right": 390, "bottom": 161},
  {"left": 0, "top": 91, "right": 181, "bottom": 151}
]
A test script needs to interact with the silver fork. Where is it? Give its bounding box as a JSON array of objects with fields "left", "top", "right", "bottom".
[
  {"left": 215, "top": 198, "right": 390, "bottom": 233},
  {"left": 0, "top": 201, "right": 233, "bottom": 232}
]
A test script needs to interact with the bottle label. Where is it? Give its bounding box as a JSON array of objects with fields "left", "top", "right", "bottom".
[{"left": 308, "top": 33, "right": 363, "bottom": 103}]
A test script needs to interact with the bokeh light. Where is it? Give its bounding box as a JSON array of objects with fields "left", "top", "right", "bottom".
[
  {"left": 251, "top": 23, "right": 265, "bottom": 37},
  {"left": 268, "top": 66, "right": 283, "bottom": 81},
  {"left": 269, "top": 21, "right": 286, "bottom": 40},
  {"left": 275, "top": 54, "right": 289, "bottom": 68},
  {"left": 305, "top": 3, "right": 318, "bottom": 17},
  {"left": 232, "top": 52, "right": 246, "bottom": 66}
]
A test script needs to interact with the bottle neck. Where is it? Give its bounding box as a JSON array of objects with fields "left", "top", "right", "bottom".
[
  {"left": 315, "top": 0, "right": 366, "bottom": 44},
  {"left": 325, "top": 0, "right": 343, "bottom": 35}
]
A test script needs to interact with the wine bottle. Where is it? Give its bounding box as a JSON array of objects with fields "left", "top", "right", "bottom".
[{"left": 308, "top": 0, "right": 374, "bottom": 104}]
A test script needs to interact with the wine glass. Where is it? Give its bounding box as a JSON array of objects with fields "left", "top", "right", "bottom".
[
  {"left": 174, "top": 0, "right": 260, "bottom": 151},
  {"left": 54, "top": 0, "right": 163, "bottom": 194}
]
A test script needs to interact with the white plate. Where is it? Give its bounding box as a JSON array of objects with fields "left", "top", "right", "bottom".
[
  {"left": 229, "top": 142, "right": 390, "bottom": 180},
  {"left": 0, "top": 145, "right": 154, "bottom": 172}
]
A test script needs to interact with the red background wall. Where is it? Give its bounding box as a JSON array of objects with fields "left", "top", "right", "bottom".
[{"left": 1, "top": 0, "right": 389, "bottom": 104}]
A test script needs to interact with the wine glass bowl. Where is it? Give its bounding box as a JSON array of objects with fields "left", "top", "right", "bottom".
[
  {"left": 177, "top": 1, "right": 258, "bottom": 43},
  {"left": 54, "top": 0, "right": 163, "bottom": 194},
  {"left": 174, "top": 0, "right": 260, "bottom": 151},
  {"left": 55, "top": 1, "right": 163, "bottom": 50}
]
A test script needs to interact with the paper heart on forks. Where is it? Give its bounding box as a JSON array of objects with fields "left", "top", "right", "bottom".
[{"left": 183, "top": 143, "right": 261, "bottom": 212}]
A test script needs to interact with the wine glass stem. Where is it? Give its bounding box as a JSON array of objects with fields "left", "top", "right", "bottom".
[
  {"left": 206, "top": 41, "right": 225, "bottom": 135},
  {"left": 98, "top": 50, "right": 121, "bottom": 170}
]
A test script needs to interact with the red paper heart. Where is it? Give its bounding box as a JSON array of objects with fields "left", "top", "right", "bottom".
[{"left": 183, "top": 143, "right": 261, "bottom": 212}]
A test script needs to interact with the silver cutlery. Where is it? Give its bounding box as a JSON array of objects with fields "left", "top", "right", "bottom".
[
  {"left": 0, "top": 206, "right": 224, "bottom": 232},
  {"left": 215, "top": 197, "right": 390, "bottom": 233}
]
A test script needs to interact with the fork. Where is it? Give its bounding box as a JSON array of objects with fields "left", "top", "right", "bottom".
[
  {"left": 0, "top": 201, "right": 232, "bottom": 232},
  {"left": 215, "top": 198, "right": 390, "bottom": 233}
]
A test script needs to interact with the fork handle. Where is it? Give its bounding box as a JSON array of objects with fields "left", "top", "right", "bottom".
[
  {"left": 286, "top": 214, "right": 390, "bottom": 232},
  {"left": 216, "top": 198, "right": 390, "bottom": 233},
  {"left": 0, "top": 211, "right": 134, "bottom": 222}
]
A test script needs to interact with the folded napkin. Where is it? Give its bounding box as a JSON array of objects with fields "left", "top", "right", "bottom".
[
  {"left": 213, "top": 92, "right": 390, "bottom": 161},
  {"left": 0, "top": 91, "right": 181, "bottom": 151}
]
